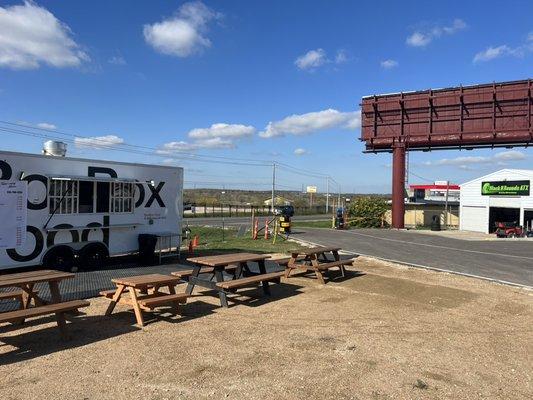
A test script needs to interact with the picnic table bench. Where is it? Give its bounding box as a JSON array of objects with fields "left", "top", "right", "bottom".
[
  {"left": 182, "top": 253, "right": 281, "bottom": 307},
  {"left": 285, "top": 246, "right": 353, "bottom": 284},
  {"left": 102, "top": 273, "right": 188, "bottom": 326},
  {"left": 0, "top": 270, "right": 89, "bottom": 339}
]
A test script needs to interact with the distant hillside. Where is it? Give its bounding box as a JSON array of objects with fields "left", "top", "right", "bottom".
[{"left": 183, "top": 188, "right": 390, "bottom": 206}]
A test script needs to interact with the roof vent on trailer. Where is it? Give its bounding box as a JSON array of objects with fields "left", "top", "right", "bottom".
[{"left": 42, "top": 140, "right": 67, "bottom": 157}]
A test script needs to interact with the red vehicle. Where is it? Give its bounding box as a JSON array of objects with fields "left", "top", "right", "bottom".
[{"left": 494, "top": 222, "right": 524, "bottom": 238}]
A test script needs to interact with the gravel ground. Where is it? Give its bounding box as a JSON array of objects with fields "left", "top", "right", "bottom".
[{"left": 0, "top": 257, "right": 531, "bottom": 400}]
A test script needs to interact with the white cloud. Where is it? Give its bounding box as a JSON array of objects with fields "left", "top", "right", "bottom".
[
  {"left": 159, "top": 121, "right": 254, "bottom": 153},
  {"left": 36, "top": 122, "right": 56, "bottom": 130},
  {"left": 295, "top": 48, "right": 349, "bottom": 71},
  {"left": 406, "top": 32, "right": 431, "bottom": 47},
  {"left": 493, "top": 150, "right": 527, "bottom": 161},
  {"left": 422, "top": 150, "right": 527, "bottom": 168},
  {"left": 294, "top": 148, "right": 308, "bottom": 156},
  {"left": 188, "top": 123, "right": 255, "bottom": 139},
  {"left": 0, "top": 1, "right": 89, "bottom": 70},
  {"left": 406, "top": 18, "right": 466, "bottom": 48},
  {"left": 74, "top": 135, "right": 124, "bottom": 150},
  {"left": 260, "top": 109, "right": 361, "bottom": 139},
  {"left": 295, "top": 48, "right": 327, "bottom": 70},
  {"left": 143, "top": 1, "right": 221, "bottom": 57},
  {"left": 473, "top": 42, "right": 531, "bottom": 63},
  {"left": 335, "top": 49, "right": 348, "bottom": 64},
  {"left": 158, "top": 137, "right": 234, "bottom": 153},
  {"left": 380, "top": 59, "right": 398, "bottom": 69},
  {"left": 108, "top": 56, "right": 126, "bottom": 65}
]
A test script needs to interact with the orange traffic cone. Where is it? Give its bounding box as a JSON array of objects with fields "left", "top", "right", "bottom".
[
  {"left": 264, "top": 218, "right": 269, "bottom": 240},
  {"left": 192, "top": 235, "right": 199, "bottom": 247}
]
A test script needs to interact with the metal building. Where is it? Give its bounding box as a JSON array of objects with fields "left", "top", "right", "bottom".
[{"left": 460, "top": 169, "right": 533, "bottom": 233}]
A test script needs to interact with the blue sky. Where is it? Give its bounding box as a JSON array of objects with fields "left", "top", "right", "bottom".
[{"left": 1, "top": 0, "right": 532, "bottom": 193}]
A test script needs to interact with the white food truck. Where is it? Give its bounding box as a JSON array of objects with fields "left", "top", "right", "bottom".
[{"left": 0, "top": 144, "right": 183, "bottom": 271}]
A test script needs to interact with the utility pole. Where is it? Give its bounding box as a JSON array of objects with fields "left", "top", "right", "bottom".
[
  {"left": 271, "top": 162, "right": 276, "bottom": 215},
  {"left": 326, "top": 176, "right": 330, "bottom": 213}
]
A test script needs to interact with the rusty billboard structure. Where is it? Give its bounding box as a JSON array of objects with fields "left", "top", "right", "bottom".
[{"left": 360, "top": 79, "right": 533, "bottom": 228}]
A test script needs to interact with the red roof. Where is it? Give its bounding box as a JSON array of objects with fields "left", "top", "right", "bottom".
[{"left": 410, "top": 184, "right": 460, "bottom": 190}]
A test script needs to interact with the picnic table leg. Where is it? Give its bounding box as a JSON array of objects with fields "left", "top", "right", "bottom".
[
  {"left": 310, "top": 255, "right": 325, "bottom": 284},
  {"left": 185, "top": 264, "right": 202, "bottom": 295},
  {"left": 258, "top": 260, "right": 271, "bottom": 296},
  {"left": 213, "top": 268, "right": 229, "bottom": 308},
  {"left": 167, "top": 284, "right": 179, "bottom": 313},
  {"left": 235, "top": 262, "right": 247, "bottom": 279},
  {"left": 332, "top": 250, "right": 345, "bottom": 277},
  {"left": 285, "top": 254, "right": 298, "bottom": 278},
  {"left": 105, "top": 284, "right": 126, "bottom": 316},
  {"left": 48, "top": 281, "right": 69, "bottom": 339},
  {"left": 129, "top": 288, "right": 145, "bottom": 327},
  {"left": 21, "top": 283, "right": 44, "bottom": 307}
]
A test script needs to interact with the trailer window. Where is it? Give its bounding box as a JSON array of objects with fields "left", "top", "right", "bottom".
[
  {"left": 79, "top": 181, "right": 94, "bottom": 213},
  {"left": 96, "top": 182, "right": 110, "bottom": 213},
  {"left": 111, "top": 182, "right": 134, "bottom": 213},
  {"left": 49, "top": 179, "right": 78, "bottom": 214}
]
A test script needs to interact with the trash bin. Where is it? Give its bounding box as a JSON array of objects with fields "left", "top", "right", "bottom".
[
  {"left": 430, "top": 215, "right": 441, "bottom": 231},
  {"left": 138, "top": 234, "right": 158, "bottom": 263}
]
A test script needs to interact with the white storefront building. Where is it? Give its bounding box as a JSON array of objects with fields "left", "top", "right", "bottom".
[{"left": 460, "top": 169, "right": 533, "bottom": 233}]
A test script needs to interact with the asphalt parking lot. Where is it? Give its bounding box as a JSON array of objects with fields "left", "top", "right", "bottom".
[{"left": 294, "top": 228, "right": 533, "bottom": 287}]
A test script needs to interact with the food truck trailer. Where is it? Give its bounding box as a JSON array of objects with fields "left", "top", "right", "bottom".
[{"left": 0, "top": 145, "right": 183, "bottom": 271}]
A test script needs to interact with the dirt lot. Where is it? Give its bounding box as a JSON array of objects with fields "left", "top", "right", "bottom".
[{"left": 0, "top": 257, "right": 531, "bottom": 400}]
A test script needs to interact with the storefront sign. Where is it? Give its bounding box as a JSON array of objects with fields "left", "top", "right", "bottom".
[{"left": 481, "top": 180, "right": 530, "bottom": 196}]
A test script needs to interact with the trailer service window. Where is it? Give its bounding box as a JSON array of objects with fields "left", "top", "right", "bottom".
[{"left": 49, "top": 179, "right": 134, "bottom": 215}]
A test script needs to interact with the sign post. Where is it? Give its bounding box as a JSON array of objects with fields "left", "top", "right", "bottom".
[{"left": 306, "top": 185, "right": 317, "bottom": 208}]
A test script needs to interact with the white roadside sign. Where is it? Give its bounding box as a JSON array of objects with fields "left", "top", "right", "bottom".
[{"left": 0, "top": 181, "right": 27, "bottom": 248}]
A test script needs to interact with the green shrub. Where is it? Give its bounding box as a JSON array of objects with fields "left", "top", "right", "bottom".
[{"left": 347, "top": 196, "right": 388, "bottom": 228}]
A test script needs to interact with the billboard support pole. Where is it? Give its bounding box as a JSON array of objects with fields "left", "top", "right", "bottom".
[{"left": 392, "top": 143, "right": 405, "bottom": 229}]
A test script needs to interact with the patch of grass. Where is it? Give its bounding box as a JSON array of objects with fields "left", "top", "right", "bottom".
[{"left": 186, "top": 226, "right": 304, "bottom": 256}]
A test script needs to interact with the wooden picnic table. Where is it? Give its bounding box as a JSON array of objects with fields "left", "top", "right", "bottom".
[
  {"left": 183, "top": 253, "right": 274, "bottom": 308},
  {"left": 0, "top": 269, "right": 75, "bottom": 309},
  {"left": 0, "top": 269, "right": 88, "bottom": 338},
  {"left": 285, "top": 246, "right": 351, "bottom": 284},
  {"left": 102, "top": 274, "right": 187, "bottom": 326}
]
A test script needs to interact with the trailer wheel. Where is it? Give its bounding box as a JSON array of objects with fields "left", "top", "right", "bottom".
[
  {"left": 43, "top": 246, "right": 75, "bottom": 272},
  {"left": 78, "top": 243, "right": 109, "bottom": 270}
]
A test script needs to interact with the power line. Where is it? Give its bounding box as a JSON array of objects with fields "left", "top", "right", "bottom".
[{"left": 0, "top": 120, "right": 342, "bottom": 186}]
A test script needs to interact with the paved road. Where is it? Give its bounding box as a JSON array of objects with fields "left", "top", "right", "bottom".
[
  {"left": 294, "top": 228, "right": 533, "bottom": 287},
  {"left": 184, "top": 214, "right": 329, "bottom": 226}
]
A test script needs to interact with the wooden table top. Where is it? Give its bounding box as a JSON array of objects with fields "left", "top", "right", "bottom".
[
  {"left": 112, "top": 274, "right": 181, "bottom": 288},
  {"left": 0, "top": 269, "right": 75, "bottom": 288},
  {"left": 187, "top": 253, "right": 271, "bottom": 267},
  {"left": 291, "top": 246, "right": 341, "bottom": 256}
]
